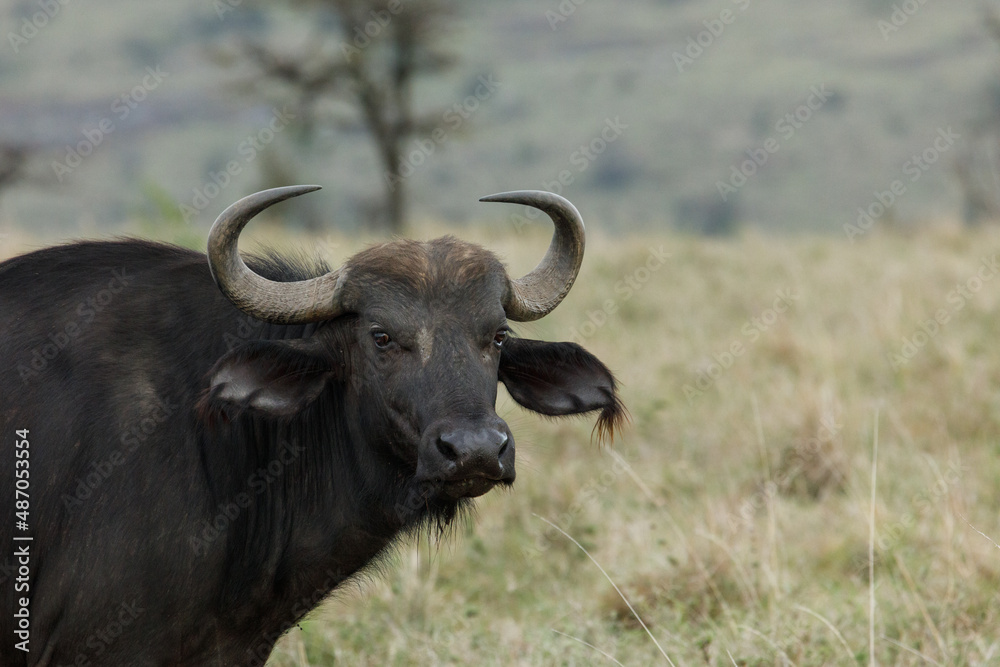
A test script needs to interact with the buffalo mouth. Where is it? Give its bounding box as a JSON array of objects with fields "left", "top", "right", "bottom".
[{"left": 442, "top": 476, "right": 500, "bottom": 499}]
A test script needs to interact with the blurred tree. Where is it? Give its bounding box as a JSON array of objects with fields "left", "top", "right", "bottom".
[
  {"left": 675, "top": 193, "right": 739, "bottom": 236},
  {"left": 0, "top": 143, "right": 48, "bottom": 206},
  {"left": 0, "top": 144, "right": 32, "bottom": 194},
  {"left": 218, "top": 0, "right": 456, "bottom": 233},
  {"left": 955, "top": 5, "right": 1000, "bottom": 225}
]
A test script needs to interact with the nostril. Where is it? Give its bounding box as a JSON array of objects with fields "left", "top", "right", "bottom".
[
  {"left": 436, "top": 435, "right": 459, "bottom": 462},
  {"left": 497, "top": 438, "right": 509, "bottom": 460}
]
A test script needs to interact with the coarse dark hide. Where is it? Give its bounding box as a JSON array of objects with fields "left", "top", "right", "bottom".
[{"left": 0, "top": 187, "right": 625, "bottom": 666}]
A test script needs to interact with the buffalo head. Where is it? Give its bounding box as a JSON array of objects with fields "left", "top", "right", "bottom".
[{"left": 203, "top": 186, "right": 625, "bottom": 513}]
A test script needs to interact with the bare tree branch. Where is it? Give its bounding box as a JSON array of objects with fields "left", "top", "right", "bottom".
[
  {"left": 0, "top": 145, "right": 30, "bottom": 191},
  {"left": 220, "top": 0, "right": 457, "bottom": 232},
  {"left": 955, "top": 2, "right": 1000, "bottom": 225}
]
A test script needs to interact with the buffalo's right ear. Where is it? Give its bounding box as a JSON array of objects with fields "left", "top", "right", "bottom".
[
  {"left": 498, "top": 337, "right": 628, "bottom": 443},
  {"left": 206, "top": 338, "right": 333, "bottom": 417}
]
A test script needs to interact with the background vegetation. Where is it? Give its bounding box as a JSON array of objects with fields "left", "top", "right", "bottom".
[
  {"left": 11, "top": 220, "right": 994, "bottom": 665},
  {"left": 251, "top": 221, "right": 997, "bottom": 666},
  {"left": 2, "top": 0, "right": 1000, "bottom": 235}
]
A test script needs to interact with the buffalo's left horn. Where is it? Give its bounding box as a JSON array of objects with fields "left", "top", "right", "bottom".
[
  {"left": 479, "top": 190, "right": 585, "bottom": 322},
  {"left": 208, "top": 185, "right": 348, "bottom": 324}
]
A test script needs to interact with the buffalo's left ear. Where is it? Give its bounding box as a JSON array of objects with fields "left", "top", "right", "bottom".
[
  {"left": 206, "top": 338, "right": 333, "bottom": 417},
  {"left": 498, "top": 337, "right": 628, "bottom": 442}
]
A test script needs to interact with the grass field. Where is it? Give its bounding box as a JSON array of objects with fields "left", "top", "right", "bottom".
[
  {"left": 228, "top": 221, "right": 998, "bottom": 666},
  {"left": 5, "top": 221, "right": 1000, "bottom": 665}
]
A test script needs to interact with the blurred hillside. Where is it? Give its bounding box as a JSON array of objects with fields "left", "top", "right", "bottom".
[{"left": 0, "top": 0, "right": 998, "bottom": 237}]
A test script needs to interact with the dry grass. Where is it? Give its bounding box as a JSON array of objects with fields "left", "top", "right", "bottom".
[
  {"left": 6, "top": 219, "right": 1000, "bottom": 665},
  {"left": 261, "top": 222, "right": 1000, "bottom": 665},
  {"left": 272, "top": 222, "right": 1000, "bottom": 666}
]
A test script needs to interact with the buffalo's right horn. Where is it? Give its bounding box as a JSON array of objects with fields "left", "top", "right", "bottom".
[
  {"left": 479, "top": 190, "right": 586, "bottom": 322},
  {"left": 208, "top": 185, "right": 349, "bottom": 324}
]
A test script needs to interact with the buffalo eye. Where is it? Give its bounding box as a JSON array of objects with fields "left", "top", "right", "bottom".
[
  {"left": 493, "top": 328, "right": 508, "bottom": 349},
  {"left": 372, "top": 330, "right": 392, "bottom": 349}
]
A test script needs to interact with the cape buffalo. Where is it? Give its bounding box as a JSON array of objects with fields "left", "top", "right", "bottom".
[{"left": 0, "top": 186, "right": 625, "bottom": 665}]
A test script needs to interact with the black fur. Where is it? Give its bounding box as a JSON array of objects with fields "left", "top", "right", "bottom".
[{"left": 0, "top": 237, "right": 623, "bottom": 665}]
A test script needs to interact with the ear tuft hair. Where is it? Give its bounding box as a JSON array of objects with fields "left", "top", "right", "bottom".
[{"left": 592, "top": 384, "right": 630, "bottom": 446}]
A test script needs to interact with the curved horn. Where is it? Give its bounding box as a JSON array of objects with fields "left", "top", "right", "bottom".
[
  {"left": 208, "top": 185, "right": 348, "bottom": 324},
  {"left": 479, "top": 190, "right": 585, "bottom": 322}
]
